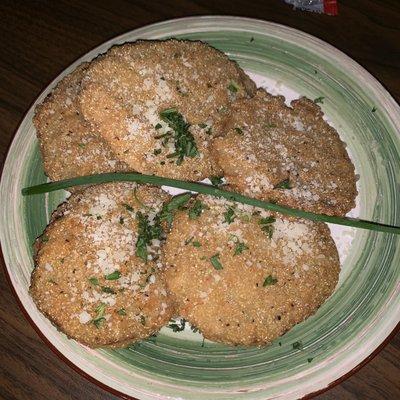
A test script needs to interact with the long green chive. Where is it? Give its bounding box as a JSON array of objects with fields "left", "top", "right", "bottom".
[{"left": 21, "top": 172, "right": 400, "bottom": 234}]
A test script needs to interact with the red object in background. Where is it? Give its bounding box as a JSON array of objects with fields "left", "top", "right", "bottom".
[
  {"left": 284, "top": 0, "right": 338, "bottom": 15},
  {"left": 324, "top": 0, "right": 338, "bottom": 15}
]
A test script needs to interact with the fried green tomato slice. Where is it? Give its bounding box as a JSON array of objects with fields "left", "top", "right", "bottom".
[
  {"left": 33, "top": 63, "right": 128, "bottom": 184},
  {"left": 212, "top": 89, "right": 357, "bottom": 216},
  {"left": 30, "top": 183, "right": 173, "bottom": 348},
  {"left": 79, "top": 39, "right": 256, "bottom": 180},
  {"left": 163, "top": 195, "right": 340, "bottom": 346}
]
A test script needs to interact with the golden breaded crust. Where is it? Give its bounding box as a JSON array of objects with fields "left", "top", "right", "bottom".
[
  {"left": 33, "top": 63, "right": 128, "bottom": 184},
  {"left": 30, "top": 183, "right": 173, "bottom": 348},
  {"left": 163, "top": 195, "right": 340, "bottom": 346},
  {"left": 212, "top": 89, "right": 357, "bottom": 216},
  {"left": 79, "top": 40, "right": 256, "bottom": 180}
]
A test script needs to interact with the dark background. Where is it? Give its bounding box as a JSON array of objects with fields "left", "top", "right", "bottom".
[{"left": 0, "top": 1, "right": 399, "bottom": 399}]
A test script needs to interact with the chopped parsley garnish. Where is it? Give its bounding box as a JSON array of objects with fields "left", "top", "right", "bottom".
[
  {"left": 101, "top": 286, "right": 116, "bottom": 294},
  {"left": 198, "top": 123, "right": 207, "bottom": 129},
  {"left": 154, "top": 123, "right": 162, "bottom": 130},
  {"left": 188, "top": 200, "right": 207, "bottom": 219},
  {"left": 159, "top": 108, "right": 199, "bottom": 165},
  {"left": 135, "top": 211, "right": 163, "bottom": 262},
  {"left": 96, "top": 215, "right": 102, "bottom": 220},
  {"left": 153, "top": 148, "right": 162, "bottom": 155},
  {"left": 307, "top": 357, "right": 314, "bottom": 363},
  {"left": 210, "top": 176, "right": 224, "bottom": 186},
  {"left": 250, "top": 36, "right": 254, "bottom": 42},
  {"left": 168, "top": 318, "right": 186, "bottom": 332},
  {"left": 292, "top": 341, "right": 303, "bottom": 350},
  {"left": 313, "top": 96, "right": 325, "bottom": 104},
  {"left": 105, "top": 270, "right": 121, "bottom": 280},
  {"left": 263, "top": 275, "right": 278, "bottom": 286},
  {"left": 264, "top": 122, "right": 277, "bottom": 128},
  {"left": 371, "top": 106, "right": 377, "bottom": 113},
  {"left": 159, "top": 193, "right": 191, "bottom": 227},
  {"left": 260, "top": 216, "right": 276, "bottom": 224},
  {"left": 224, "top": 207, "right": 236, "bottom": 224},
  {"left": 227, "top": 81, "right": 239, "bottom": 93},
  {"left": 234, "top": 242, "right": 249, "bottom": 256},
  {"left": 140, "top": 315, "right": 146, "bottom": 325},
  {"left": 117, "top": 308, "right": 127, "bottom": 316},
  {"left": 119, "top": 216, "right": 124, "bottom": 225},
  {"left": 192, "top": 240, "right": 201, "bottom": 248},
  {"left": 88, "top": 277, "right": 99, "bottom": 286},
  {"left": 123, "top": 203, "right": 134, "bottom": 212},
  {"left": 261, "top": 223, "right": 274, "bottom": 239},
  {"left": 78, "top": 143, "right": 85, "bottom": 148},
  {"left": 274, "top": 178, "right": 292, "bottom": 189},
  {"left": 210, "top": 253, "right": 223, "bottom": 270},
  {"left": 234, "top": 127, "right": 243, "bottom": 135},
  {"left": 93, "top": 303, "right": 106, "bottom": 328},
  {"left": 41, "top": 235, "right": 49, "bottom": 243}
]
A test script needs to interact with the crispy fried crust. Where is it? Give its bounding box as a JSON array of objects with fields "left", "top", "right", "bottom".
[
  {"left": 79, "top": 40, "right": 256, "bottom": 180},
  {"left": 212, "top": 89, "right": 357, "bottom": 215},
  {"left": 33, "top": 63, "right": 128, "bottom": 184},
  {"left": 30, "top": 183, "right": 173, "bottom": 348},
  {"left": 163, "top": 195, "right": 340, "bottom": 346}
]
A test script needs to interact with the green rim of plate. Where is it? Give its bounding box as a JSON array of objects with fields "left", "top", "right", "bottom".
[{"left": 1, "top": 16, "right": 399, "bottom": 400}]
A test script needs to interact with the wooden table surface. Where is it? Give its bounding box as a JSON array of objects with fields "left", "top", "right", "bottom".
[{"left": 0, "top": 1, "right": 399, "bottom": 399}]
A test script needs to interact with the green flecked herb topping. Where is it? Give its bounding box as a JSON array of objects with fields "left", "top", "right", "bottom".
[
  {"left": 227, "top": 81, "right": 239, "bottom": 93},
  {"left": 135, "top": 211, "right": 163, "bottom": 262},
  {"left": 234, "top": 127, "right": 243, "bottom": 135},
  {"left": 263, "top": 275, "right": 278, "bottom": 286},
  {"left": 224, "top": 207, "right": 236, "bottom": 224},
  {"left": 274, "top": 178, "right": 292, "bottom": 189},
  {"left": 292, "top": 341, "right": 303, "bottom": 350},
  {"left": 117, "top": 308, "right": 127, "bottom": 316},
  {"left": 192, "top": 240, "right": 201, "bottom": 248},
  {"left": 41, "top": 235, "right": 49, "bottom": 243},
  {"left": 234, "top": 242, "right": 249, "bottom": 256},
  {"left": 93, "top": 303, "right": 106, "bottom": 328},
  {"left": 123, "top": 203, "right": 134, "bottom": 212},
  {"left": 159, "top": 193, "right": 191, "bottom": 227},
  {"left": 314, "top": 96, "right": 325, "bottom": 104},
  {"left": 159, "top": 108, "right": 199, "bottom": 165},
  {"left": 105, "top": 270, "right": 121, "bottom": 280},
  {"left": 210, "top": 176, "right": 224, "bottom": 186},
  {"left": 259, "top": 216, "right": 276, "bottom": 238},
  {"left": 88, "top": 277, "right": 99, "bottom": 286},
  {"left": 101, "top": 286, "right": 116, "bottom": 294},
  {"left": 210, "top": 253, "right": 223, "bottom": 270},
  {"left": 140, "top": 315, "right": 146, "bottom": 325},
  {"left": 188, "top": 199, "right": 207, "bottom": 219}
]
